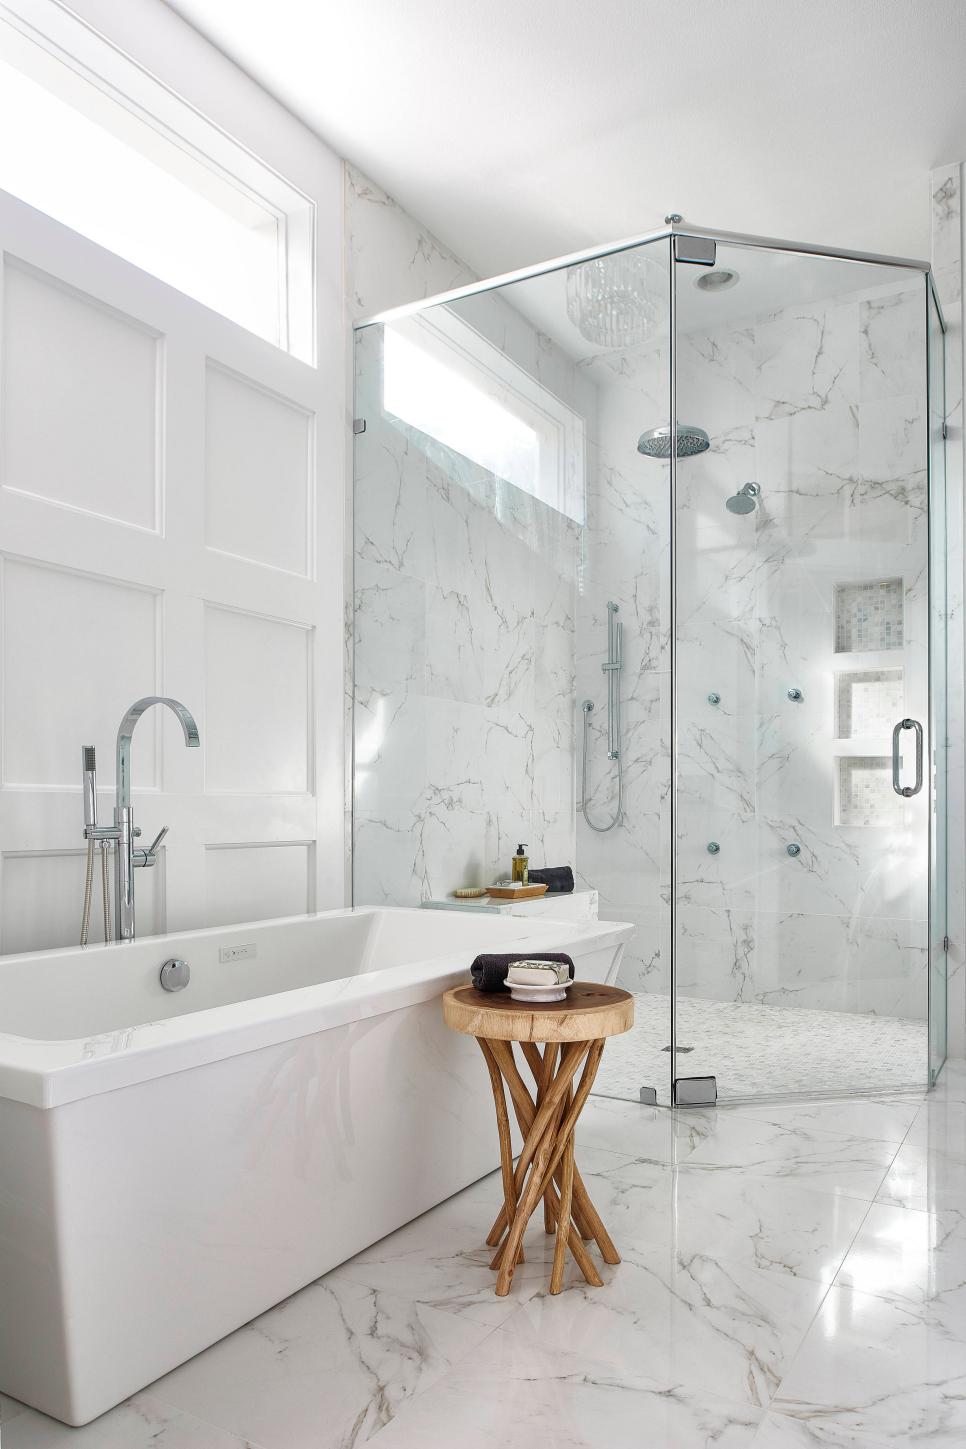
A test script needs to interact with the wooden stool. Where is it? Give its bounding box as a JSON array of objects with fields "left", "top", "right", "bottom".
[{"left": 442, "top": 982, "right": 634, "bottom": 1296}]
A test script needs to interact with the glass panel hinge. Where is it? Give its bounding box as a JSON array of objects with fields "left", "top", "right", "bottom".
[
  {"left": 353, "top": 418, "right": 367, "bottom": 435},
  {"left": 942, "top": 421, "right": 948, "bottom": 440},
  {"left": 944, "top": 935, "right": 950, "bottom": 951}
]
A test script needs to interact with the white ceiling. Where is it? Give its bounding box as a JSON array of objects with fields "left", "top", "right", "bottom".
[{"left": 165, "top": 0, "right": 966, "bottom": 282}]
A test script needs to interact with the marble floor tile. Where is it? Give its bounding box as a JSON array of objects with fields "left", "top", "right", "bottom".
[
  {"left": 502, "top": 1243, "right": 830, "bottom": 1410},
  {"left": 325, "top": 1216, "right": 547, "bottom": 1327},
  {"left": 753, "top": 1407, "right": 914, "bottom": 1445},
  {"left": 0, "top": 1395, "right": 261, "bottom": 1448},
  {"left": 725, "top": 1095, "right": 922, "bottom": 1145},
  {"left": 932, "top": 1057, "right": 966, "bottom": 1102},
  {"left": 371, "top": 1325, "right": 765, "bottom": 1449},
  {"left": 903, "top": 1095, "right": 966, "bottom": 1159},
  {"left": 576, "top": 1092, "right": 717, "bottom": 1163},
  {"left": 833, "top": 1201, "right": 966, "bottom": 1309},
  {"left": 585, "top": 1155, "right": 870, "bottom": 1285},
  {"left": 771, "top": 1282, "right": 966, "bottom": 1444},
  {"left": 682, "top": 1113, "right": 900, "bottom": 1199},
  {"left": 876, "top": 1137, "right": 966, "bottom": 1213},
  {"left": 147, "top": 1276, "right": 493, "bottom": 1449}
]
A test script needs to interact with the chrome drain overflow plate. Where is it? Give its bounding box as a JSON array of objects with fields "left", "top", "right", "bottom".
[{"left": 160, "top": 957, "right": 190, "bottom": 992}]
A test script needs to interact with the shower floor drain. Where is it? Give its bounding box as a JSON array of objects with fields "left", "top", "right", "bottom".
[{"left": 661, "top": 1045, "right": 694, "bottom": 1053}]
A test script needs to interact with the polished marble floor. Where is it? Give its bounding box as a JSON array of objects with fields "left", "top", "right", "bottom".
[
  {"left": 3, "top": 1059, "right": 965, "bottom": 1448},
  {"left": 593, "top": 991, "right": 928, "bottom": 1105}
]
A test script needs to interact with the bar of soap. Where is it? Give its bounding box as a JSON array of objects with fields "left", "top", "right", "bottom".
[{"left": 506, "top": 960, "right": 571, "bottom": 986}]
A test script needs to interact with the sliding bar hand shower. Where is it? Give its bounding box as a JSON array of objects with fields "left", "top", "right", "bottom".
[{"left": 581, "top": 601, "right": 623, "bottom": 832}]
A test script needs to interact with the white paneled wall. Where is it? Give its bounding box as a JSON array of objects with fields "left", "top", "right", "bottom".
[{"left": 0, "top": 1, "right": 346, "bottom": 954}]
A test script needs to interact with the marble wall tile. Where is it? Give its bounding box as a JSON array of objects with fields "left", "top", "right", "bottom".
[{"left": 348, "top": 167, "right": 580, "bottom": 901}]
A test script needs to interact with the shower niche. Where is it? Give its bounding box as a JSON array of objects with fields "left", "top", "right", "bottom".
[{"left": 352, "top": 219, "right": 948, "bottom": 1104}]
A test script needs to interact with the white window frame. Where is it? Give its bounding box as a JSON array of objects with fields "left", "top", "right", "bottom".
[
  {"left": 0, "top": 0, "right": 316, "bottom": 361},
  {"left": 385, "top": 307, "right": 587, "bottom": 525}
]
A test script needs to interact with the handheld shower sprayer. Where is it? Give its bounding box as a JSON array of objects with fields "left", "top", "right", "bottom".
[{"left": 80, "top": 746, "right": 112, "bottom": 945}]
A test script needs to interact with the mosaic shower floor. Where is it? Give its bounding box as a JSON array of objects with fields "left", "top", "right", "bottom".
[{"left": 593, "top": 992, "right": 929, "bottom": 1104}]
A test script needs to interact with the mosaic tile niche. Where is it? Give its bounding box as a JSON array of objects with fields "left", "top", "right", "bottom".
[
  {"left": 837, "top": 755, "right": 904, "bottom": 828},
  {"left": 834, "top": 578, "right": 904, "bottom": 653},
  {"left": 836, "top": 668, "right": 904, "bottom": 738}
]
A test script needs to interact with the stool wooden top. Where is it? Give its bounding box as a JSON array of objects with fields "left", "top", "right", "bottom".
[{"left": 442, "top": 982, "right": 633, "bottom": 1043}]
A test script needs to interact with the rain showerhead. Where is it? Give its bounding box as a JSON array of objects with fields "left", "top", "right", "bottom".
[
  {"left": 725, "top": 482, "right": 761, "bottom": 515},
  {"left": 636, "top": 424, "right": 710, "bottom": 459}
]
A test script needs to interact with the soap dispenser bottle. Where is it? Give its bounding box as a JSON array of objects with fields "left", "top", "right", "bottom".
[{"left": 511, "top": 843, "right": 529, "bottom": 885}]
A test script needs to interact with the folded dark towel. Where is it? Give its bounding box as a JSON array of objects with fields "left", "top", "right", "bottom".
[
  {"left": 527, "top": 866, "right": 575, "bottom": 895},
  {"left": 470, "top": 951, "right": 575, "bottom": 994}
]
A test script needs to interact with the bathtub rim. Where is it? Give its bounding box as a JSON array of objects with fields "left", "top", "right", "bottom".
[{"left": 0, "top": 907, "right": 634, "bottom": 1109}]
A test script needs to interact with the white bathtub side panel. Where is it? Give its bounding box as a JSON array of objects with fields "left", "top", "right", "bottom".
[
  {"left": 0, "top": 941, "right": 626, "bottom": 1425},
  {"left": 0, "top": 1098, "right": 73, "bottom": 1419},
  {"left": 4, "top": 1000, "right": 496, "bottom": 1425}
]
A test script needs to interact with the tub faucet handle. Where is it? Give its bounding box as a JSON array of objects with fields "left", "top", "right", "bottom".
[{"left": 134, "top": 825, "right": 168, "bottom": 869}]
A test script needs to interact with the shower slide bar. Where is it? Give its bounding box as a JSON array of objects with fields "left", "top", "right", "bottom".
[{"left": 581, "top": 602, "right": 623, "bottom": 833}]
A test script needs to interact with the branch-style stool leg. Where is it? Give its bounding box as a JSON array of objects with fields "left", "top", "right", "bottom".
[
  {"left": 494, "top": 1042, "right": 588, "bottom": 1296},
  {"left": 477, "top": 1039, "right": 523, "bottom": 1265}
]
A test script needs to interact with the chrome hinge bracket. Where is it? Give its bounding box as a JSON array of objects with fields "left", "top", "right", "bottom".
[
  {"left": 352, "top": 418, "right": 367, "bottom": 435},
  {"left": 674, "top": 235, "right": 716, "bottom": 266}
]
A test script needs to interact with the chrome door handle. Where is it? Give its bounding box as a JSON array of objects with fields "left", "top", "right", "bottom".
[{"left": 892, "top": 718, "right": 924, "bottom": 797}]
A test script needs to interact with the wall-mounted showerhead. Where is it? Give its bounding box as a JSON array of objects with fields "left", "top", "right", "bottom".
[
  {"left": 637, "top": 424, "right": 710, "bottom": 459},
  {"left": 725, "top": 481, "right": 761, "bottom": 515}
]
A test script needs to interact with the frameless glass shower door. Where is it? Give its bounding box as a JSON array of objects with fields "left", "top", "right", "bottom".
[
  {"left": 351, "top": 220, "right": 947, "bottom": 1111},
  {"left": 671, "top": 238, "right": 944, "bottom": 1102}
]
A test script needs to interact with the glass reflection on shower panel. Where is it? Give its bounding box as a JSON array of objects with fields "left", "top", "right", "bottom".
[
  {"left": 352, "top": 240, "right": 675, "bottom": 1106},
  {"left": 672, "top": 242, "right": 933, "bottom": 1099}
]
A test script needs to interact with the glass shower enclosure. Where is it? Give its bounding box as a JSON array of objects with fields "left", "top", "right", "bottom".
[{"left": 352, "top": 220, "right": 948, "bottom": 1107}]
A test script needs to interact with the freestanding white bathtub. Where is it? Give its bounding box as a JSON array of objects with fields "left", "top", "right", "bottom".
[{"left": 0, "top": 905, "right": 632, "bottom": 1425}]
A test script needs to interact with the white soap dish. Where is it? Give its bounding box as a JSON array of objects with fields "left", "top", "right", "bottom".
[{"left": 507, "top": 979, "right": 572, "bottom": 1004}]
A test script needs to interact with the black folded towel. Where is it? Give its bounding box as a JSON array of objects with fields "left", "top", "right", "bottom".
[
  {"left": 470, "top": 951, "right": 575, "bottom": 994},
  {"left": 527, "top": 866, "right": 575, "bottom": 895}
]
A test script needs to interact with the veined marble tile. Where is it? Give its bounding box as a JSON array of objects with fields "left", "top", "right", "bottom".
[
  {"left": 771, "top": 1281, "right": 966, "bottom": 1445},
  {"left": 0, "top": 1394, "right": 257, "bottom": 1448},
  {"left": 859, "top": 287, "right": 927, "bottom": 402},
  {"left": 323, "top": 1146, "right": 636, "bottom": 1325},
  {"left": 584, "top": 1153, "right": 869, "bottom": 1286},
  {"left": 506, "top": 1242, "right": 829, "bottom": 1410},
  {"left": 753, "top": 1407, "right": 930, "bottom": 1446},
  {"left": 903, "top": 1094, "right": 966, "bottom": 1159},
  {"left": 148, "top": 1276, "right": 492, "bottom": 1449},
  {"left": 346, "top": 165, "right": 476, "bottom": 320},
  {"left": 353, "top": 558, "right": 427, "bottom": 694},
  {"left": 371, "top": 1334, "right": 764, "bottom": 1449},
  {"left": 876, "top": 1135, "right": 966, "bottom": 1214},
  {"left": 683, "top": 1112, "right": 899, "bottom": 1199},
  {"left": 932, "top": 1058, "right": 966, "bottom": 1102},
  {"left": 578, "top": 1092, "right": 716, "bottom": 1163},
  {"left": 754, "top": 300, "right": 859, "bottom": 420},
  {"left": 726, "top": 1096, "right": 922, "bottom": 1145},
  {"left": 833, "top": 1201, "right": 966, "bottom": 1310}
]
